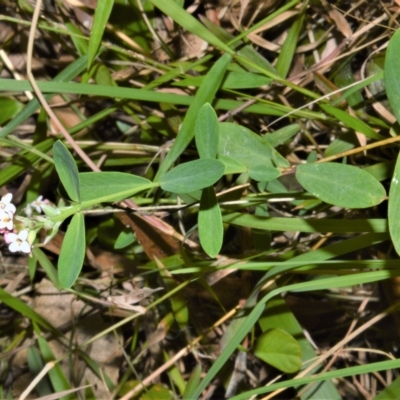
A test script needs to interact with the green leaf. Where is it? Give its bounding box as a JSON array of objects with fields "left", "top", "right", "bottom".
[
  {"left": 58, "top": 213, "right": 86, "bottom": 289},
  {"left": 79, "top": 172, "right": 154, "bottom": 203},
  {"left": 374, "top": 376, "right": 400, "bottom": 400},
  {"left": 53, "top": 141, "right": 81, "bottom": 202},
  {"left": 155, "top": 53, "right": 231, "bottom": 180},
  {"left": 254, "top": 328, "right": 302, "bottom": 373},
  {"left": 218, "top": 122, "right": 289, "bottom": 169},
  {"left": 389, "top": 152, "right": 400, "bottom": 255},
  {"left": 183, "top": 365, "right": 202, "bottom": 400},
  {"left": 195, "top": 103, "right": 219, "bottom": 159},
  {"left": 248, "top": 165, "right": 281, "bottom": 182},
  {"left": 296, "top": 162, "right": 386, "bottom": 208},
  {"left": 385, "top": 29, "right": 400, "bottom": 123},
  {"left": 198, "top": 186, "right": 223, "bottom": 258},
  {"left": 275, "top": 10, "right": 305, "bottom": 78},
  {"left": 160, "top": 159, "right": 225, "bottom": 193},
  {"left": 33, "top": 248, "right": 62, "bottom": 291},
  {"left": 150, "top": 0, "right": 232, "bottom": 54},
  {"left": 174, "top": 71, "right": 272, "bottom": 89},
  {"left": 88, "top": 0, "right": 114, "bottom": 68},
  {"left": 320, "top": 104, "right": 383, "bottom": 140},
  {"left": 0, "top": 98, "right": 24, "bottom": 125},
  {"left": 263, "top": 124, "right": 300, "bottom": 148},
  {"left": 218, "top": 155, "right": 247, "bottom": 175}
]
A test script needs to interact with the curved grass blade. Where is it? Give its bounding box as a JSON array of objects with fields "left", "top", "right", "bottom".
[{"left": 88, "top": 0, "right": 114, "bottom": 68}]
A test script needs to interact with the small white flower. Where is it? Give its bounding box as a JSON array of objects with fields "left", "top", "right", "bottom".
[
  {"left": 31, "top": 196, "right": 44, "bottom": 214},
  {"left": 0, "top": 210, "right": 14, "bottom": 231},
  {"left": 7, "top": 230, "right": 31, "bottom": 254},
  {"left": 0, "top": 193, "right": 16, "bottom": 215}
]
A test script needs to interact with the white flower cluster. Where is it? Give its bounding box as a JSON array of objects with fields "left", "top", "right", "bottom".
[{"left": 0, "top": 193, "right": 47, "bottom": 254}]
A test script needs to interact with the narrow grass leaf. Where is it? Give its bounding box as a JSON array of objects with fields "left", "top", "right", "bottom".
[
  {"left": 155, "top": 53, "right": 231, "bottom": 180},
  {"left": 58, "top": 213, "right": 86, "bottom": 289},
  {"left": 384, "top": 29, "right": 400, "bottom": 123},
  {"left": 79, "top": 172, "right": 155, "bottom": 203},
  {"left": 0, "top": 287, "right": 58, "bottom": 334},
  {"left": 200, "top": 16, "right": 277, "bottom": 75},
  {"left": 275, "top": 10, "right": 305, "bottom": 78},
  {"left": 160, "top": 159, "right": 225, "bottom": 193},
  {"left": 254, "top": 328, "right": 302, "bottom": 373},
  {"left": 192, "top": 269, "right": 394, "bottom": 399},
  {"left": 198, "top": 186, "right": 223, "bottom": 258},
  {"left": 53, "top": 141, "right": 81, "bottom": 202},
  {"left": 175, "top": 71, "right": 272, "bottom": 89},
  {"left": 150, "top": 0, "right": 232, "bottom": 53},
  {"left": 231, "top": 358, "right": 400, "bottom": 399},
  {"left": 223, "top": 213, "right": 388, "bottom": 233},
  {"left": 37, "top": 335, "right": 72, "bottom": 396},
  {"left": 88, "top": 0, "right": 114, "bottom": 68},
  {"left": 296, "top": 162, "right": 386, "bottom": 208},
  {"left": 195, "top": 103, "right": 219, "bottom": 159},
  {"left": 33, "top": 248, "right": 62, "bottom": 291},
  {"left": 0, "top": 54, "right": 88, "bottom": 138},
  {"left": 388, "top": 152, "right": 400, "bottom": 255},
  {"left": 320, "top": 104, "right": 383, "bottom": 140},
  {"left": 27, "top": 347, "right": 53, "bottom": 397},
  {"left": 183, "top": 365, "right": 202, "bottom": 400}
]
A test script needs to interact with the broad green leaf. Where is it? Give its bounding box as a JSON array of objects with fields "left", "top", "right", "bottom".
[
  {"left": 195, "top": 103, "right": 219, "bottom": 159},
  {"left": 58, "top": 213, "right": 86, "bottom": 289},
  {"left": 79, "top": 172, "right": 154, "bottom": 203},
  {"left": 374, "top": 376, "right": 400, "bottom": 400},
  {"left": 389, "top": 152, "right": 400, "bottom": 255},
  {"left": 114, "top": 230, "right": 135, "bottom": 249},
  {"left": 320, "top": 104, "right": 383, "bottom": 140},
  {"left": 263, "top": 124, "right": 300, "bottom": 147},
  {"left": 218, "top": 122, "right": 290, "bottom": 169},
  {"left": 296, "top": 162, "right": 386, "bottom": 208},
  {"left": 198, "top": 186, "right": 223, "bottom": 258},
  {"left": 174, "top": 71, "right": 272, "bottom": 89},
  {"left": 88, "top": 0, "right": 114, "bottom": 68},
  {"left": 0, "top": 98, "right": 24, "bottom": 125},
  {"left": 218, "top": 155, "right": 247, "bottom": 175},
  {"left": 160, "top": 159, "right": 225, "bottom": 193},
  {"left": 385, "top": 29, "right": 400, "bottom": 123},
  {"left": 53, "top": 141, "right": 81, "bottom": 202},
  {"left": 254, "top": 328, "right": 302, "bottom": 373},
  {"left": 155, "top": 53, "right": 231, "bottom": 180},
  {"left": 248, "top": 165, "right": 281, "bottom": 182}
]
